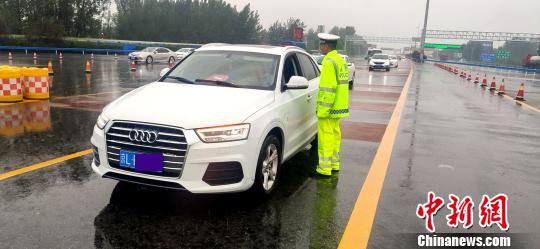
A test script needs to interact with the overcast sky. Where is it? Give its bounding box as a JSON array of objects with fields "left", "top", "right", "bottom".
[{"left": 224, "top": 0, "right": 540, "bottom": 38}]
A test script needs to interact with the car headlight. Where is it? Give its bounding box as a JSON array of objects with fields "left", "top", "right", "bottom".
[
  {"left": 369, "top": 61, "right": 375, "bottom": 65},
  {"left": 195, "top": 124, "right": 250, "bottom": 143},
  {"left": 384, "top": 61, "right": 389, "bottom": 65},
  {"left": 96, "top": 114, "right": 110, "bottom": 130}
]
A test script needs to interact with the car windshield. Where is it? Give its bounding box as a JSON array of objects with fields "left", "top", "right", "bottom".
[
  {"left": 141, "top": 47, "right": 156, "bottom": 52},
  {"left": 368, "top": 50, "right": 382, "bottom": 56},
  {"left": 389, "top": 55, "right": 396, "bottom": 59},
  {"left": 372, "top": 54, "right": 389, "bottom": 59},
  {"left": 177, "top": 48, "right": 192, "bottom": 52},
  {"left": 315, "top": 55, "right": 324, "bottom": 64},
  {"left": 162, "top": 50, "right": 279, "bottom": 90}
]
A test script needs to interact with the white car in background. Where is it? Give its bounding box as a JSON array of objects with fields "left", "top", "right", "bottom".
[
  {"left": 313, "top": 54, "right": 355, "bottom": 88},
  {"left": 91, "top": 45, "right": 320, "bottom": 196},
  {"left": 369, "top": 54, "right": 391, "bottom": 71},
  {"left": 389, "top": 55, "right": 399, "bottom": 68},
  {"left": 128, "top": 47, "right": 177, "bottom": 64},
  {"left": 176, "top": 48, "right": 196, "bottom": 60}
]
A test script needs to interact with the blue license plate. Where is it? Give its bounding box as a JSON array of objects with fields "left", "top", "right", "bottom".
[{"left": 119, "top": 150, "right": 163, "bottom": 172}]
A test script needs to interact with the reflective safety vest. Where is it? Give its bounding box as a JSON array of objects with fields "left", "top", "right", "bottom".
[{"left": 317, "top": 50, "right": 349, "bottom": 119}]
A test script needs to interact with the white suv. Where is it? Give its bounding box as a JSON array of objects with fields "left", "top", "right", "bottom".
[{"left": 91, "top": 45, "right": 320, "bottom": 195}]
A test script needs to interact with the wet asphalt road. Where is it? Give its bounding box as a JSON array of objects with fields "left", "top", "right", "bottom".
[
  {"left": 369, "top": 63, "right": 540, "bottom": 248},
  {"left": 1, "top": 53, "right": 538, "bottom": 249},
  {"left": 0, "top": 53, "right": 407, "bottom": 249}
]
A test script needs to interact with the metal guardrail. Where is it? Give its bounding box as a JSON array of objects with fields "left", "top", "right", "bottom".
[
  {"left": 0, "top": 45, "right": 134, "bottom": 54},
  {"left": 426, "top": 59, "right": 540, "bottom": 73}
]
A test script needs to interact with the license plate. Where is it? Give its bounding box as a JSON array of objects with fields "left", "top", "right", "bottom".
[{"left": 119, "top": 150, "right": 163, "bottom": 172}]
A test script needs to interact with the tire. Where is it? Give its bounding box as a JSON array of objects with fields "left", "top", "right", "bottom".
[
  {"left": 168, "top": 56, "right": 175, "bottom": 64},
  {"left": 369, "top": 67, "right": 373, "bottom": 71},
  {"left": 386, "top": 68, "right": 390, "bottom": 72},
  {"left": 145, "top": 56, "right": 153, "bottom": 64},
  {"left": 251, "top": 134, "right": 281, "bottom": 196}
]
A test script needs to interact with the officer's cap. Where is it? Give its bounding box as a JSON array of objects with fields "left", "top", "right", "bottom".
[{"left": 318, "top": 33, "right": 340, "bottom": 45}]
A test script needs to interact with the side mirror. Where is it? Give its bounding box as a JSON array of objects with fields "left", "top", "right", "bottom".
[
  {"left": 285, "top": 76, "right": 309, "bottom": 90},
  {"left": 347, "top": 63, "right": 352, "bottom": 67},
  {"left": 153, "top": 51, "right": 157, "bottom": 54},
  {"left": 159, "top": 68, "right": 170, "bottom": 77}
]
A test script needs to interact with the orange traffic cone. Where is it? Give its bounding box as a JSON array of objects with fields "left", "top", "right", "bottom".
[
  {"left": 8, "top": 52, "right": 13, "bottom": 60},
  {"left": 454, "top": 68, "right": 458, "bottom": 74},
  {"left": 114, "top": 53, "right": 118, "bottom": 60},
  {"left": 33, "top": 52, "right": 37, "bottom": 60},
  {"left": 59, "top": 52, "right": 63, "bottom": 60},
  {"left": 497, "top": 79, "right": 505, "bottom": 95},
  {"left": 515, "top": 83, "right": 525, "bottom": 101},
  {"left": 467, "top": 72, "right": 472, "bottom": 81},
  {"left": 91, "top": 53, "right": 95, "bottom": 60},
  {"left": 489, "top": 76, "right": 497, "bottom": 91},
  {"left": 48, "top": 60, "right": 54, "bottom": 75},
  {"left": 85, "top": 60, "right": 92, "bottom": 73},
  {"left": 474, "top": 74, "right": 479, "bottom": 83},
  {"left": 481, "top": 74, "right": 488, "bottom": 87},
  {"left": 130, "top": 61, "right": 137, "bottom": 71}
]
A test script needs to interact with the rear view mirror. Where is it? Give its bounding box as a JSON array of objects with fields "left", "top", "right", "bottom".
[
  {"left": 286, "top": 76, "right": 309, "bottom": 90},
  {"left": 159, "top": 68, "right": 170, "bottom": 77}
]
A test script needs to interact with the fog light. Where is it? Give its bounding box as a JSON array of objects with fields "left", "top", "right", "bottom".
[{"left": 92, "top": 145, "right": 100, "bottom": 167}]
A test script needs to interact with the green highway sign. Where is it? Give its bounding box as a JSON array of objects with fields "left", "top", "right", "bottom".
[
  {"left": 496, "top": 50, "right": 512, "bottom": 59},
  {"left": 424, "top": 43, "right": 462, "bottom": 49}
]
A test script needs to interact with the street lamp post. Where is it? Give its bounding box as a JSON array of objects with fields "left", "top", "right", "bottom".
[{"left": 419, "top": 0, "right": 430, "bottom": 63}]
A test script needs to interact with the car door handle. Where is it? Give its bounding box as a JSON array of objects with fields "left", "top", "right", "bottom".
[{"left": 307, "top": 94, "right": 312, "bottom": 102}]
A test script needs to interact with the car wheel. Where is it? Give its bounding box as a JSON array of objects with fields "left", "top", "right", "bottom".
[
  {"left": 251, "top": 134, "right": 281, "bottom": 196},
  {"left": 369, "top": 67, "right": 373, "bottom": 71},
  {"left": 145, "top": 56, "right": 153, "bottom": 64},
  {"left": 168, "top": 56, "right": 175, "bottom": 64},
  {"left": 386, "top": 68, "right": 390, "bottom": 72}
]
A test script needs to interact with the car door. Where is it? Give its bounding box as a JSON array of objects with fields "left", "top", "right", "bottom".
[
  {"left": 156, "top": 48, "right": 168, "bottom": 61},
  {"left": 296, "top": 52, "right": 320, "bottom": 144},
  {"left": 277, "top": 52, "right": 310, "bottom": 157}
]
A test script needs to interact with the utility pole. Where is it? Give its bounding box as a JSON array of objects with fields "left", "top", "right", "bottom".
[{"left": 419, "top": 0, "right": 430, "bottom": 63}]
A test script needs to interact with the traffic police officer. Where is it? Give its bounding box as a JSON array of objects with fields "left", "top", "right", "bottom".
[{"left": 316, "top": 33, "right": 349, "bottom": 176}]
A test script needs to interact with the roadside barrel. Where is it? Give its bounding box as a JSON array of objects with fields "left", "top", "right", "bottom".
[
  {"left": 85, "top": 60, "right": 92, "bottom": 73},
  {"left": 515, "top": 83, "right": 525, "bottom": 101},
  {"left": 497, "top": 79, "right": 505, "bottom": 95},
  {"left": 0, "top": 104, "right": 24, "bottom": 137},
  {"left": 22, "top": 67, "right": 50, "bottom": 100},
  {"left": 0, "top": 67, "right": 23, "bottom": 102},
  {"left": 489, "top": 76, "right": 497, "bottom": 91},
  {"left": 23, "top": 100, "right": 51, "bottom": 132},
  {"left": 481, "top": 74, "right": 488, "bottom": 87},
  {"left": 48, "top": 60, "right": 54, "bottom": 75}
]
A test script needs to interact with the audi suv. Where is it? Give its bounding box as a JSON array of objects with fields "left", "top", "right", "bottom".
[{"left": 91, "top": 44, "right": 320, "bottom": 195}]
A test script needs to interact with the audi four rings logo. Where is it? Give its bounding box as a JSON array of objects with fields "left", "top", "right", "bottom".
[{"left": 128, "top": 129, "right": 159, "bottom": 143}]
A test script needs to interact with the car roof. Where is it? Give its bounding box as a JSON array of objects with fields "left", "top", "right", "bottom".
[{"left": 197, "top": 44, "right": 305, "bottom": 55}]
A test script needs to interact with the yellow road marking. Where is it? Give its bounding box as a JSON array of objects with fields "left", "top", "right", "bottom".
[
  {"left": 502, "top": 94, "right": 540, "bottom": 113},
  {"left": 338, "top": 63, "right": 414, "bottom": 249},
  {"left": 0, "top": 149, "right": 92, "bottom": 181}
]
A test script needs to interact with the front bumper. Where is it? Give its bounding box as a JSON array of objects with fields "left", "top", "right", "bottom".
[
  {"left": 128, "top": 56, "right": 144, "bottom": 62},
  {"left": 90, "top": 124, "right": 259, "bottom": 193},
  {"left": 370, "top": 64, "right": 389, "bottom": 69}
]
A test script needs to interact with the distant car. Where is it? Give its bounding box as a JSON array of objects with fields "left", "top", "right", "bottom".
[
  {"left": 366, "top": 48, "right": 382, "bottom": 61},
  {"left": 128, "top": 47, "right": 177, "bottom": 64},
  {"left": 340, "top": 55, "right": 356, "bottom": 88},
  {"left": 313, "top": 54, "right": 355, "bottom": 88},
  {"left": 388, "top": 55, "right": 398, "bottom": 68},
  {"left": 176, "top": 48, "right": 196, "bottom": 60},
  {"left": 369, "top": 54, "right": 391, "bottom": 71}
]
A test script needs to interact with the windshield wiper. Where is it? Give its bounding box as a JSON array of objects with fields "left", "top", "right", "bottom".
[
  {"left": 195, "top": 79, "right": 239, "bottom": 88},
  {"left": 164, "top": 76, "right": 195, "bottom": 84}
]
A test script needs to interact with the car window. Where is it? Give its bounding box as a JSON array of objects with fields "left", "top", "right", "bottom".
[
  {"left": 282, "top": 54, "right": 301, "bottom": 84},
  {"left": 163, "top": 50, "right": 279, "bottom": 90},
  {"left": 157, "top": 48, "right": 169, "bottom": 53},
  {"left": 372, "top": 54, "right": 389, "bottom": 59},
  {"left": 297, "top": 53, "right": 317, "bottom": 80}
]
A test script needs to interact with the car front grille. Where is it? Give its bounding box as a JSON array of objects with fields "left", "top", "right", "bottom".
[
  {"left": 105, "top": 121, "right": 187, "bottom": 178},
  {"left": 374, "top": 62, "right": 384, "bottom": 64}
]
